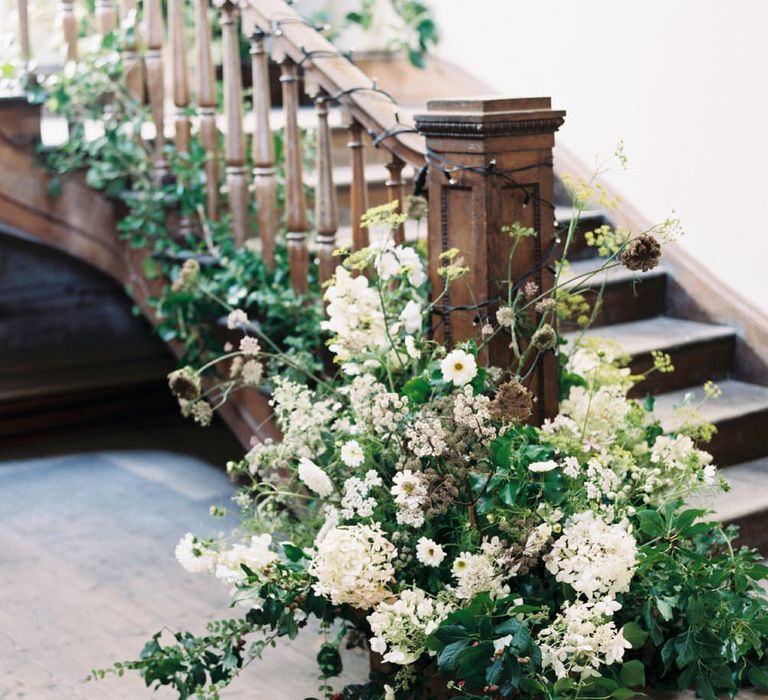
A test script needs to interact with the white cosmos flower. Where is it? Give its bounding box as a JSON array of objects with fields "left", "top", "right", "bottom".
[
  {"left": 529, "top": 459, "right": 559, "bottom": 473},
  {"left": 399, "top": 299, "right": 423, "bottom": 334},
  {"left": 340, "top": 439, "right": 365, "bottom": 468},
  {"left": 416, "top": 537, "right": 446, "bottom": 567},
  {"left": 440, "top": 349, "right": 477, "bottom": 386},
  {"left": 298, "top": 457, "right": 334, "bottom": 497}
]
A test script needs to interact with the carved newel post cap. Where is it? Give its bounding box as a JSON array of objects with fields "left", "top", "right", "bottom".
[{"left": 415, "top": 95, "right": 565, "bottom": 141}]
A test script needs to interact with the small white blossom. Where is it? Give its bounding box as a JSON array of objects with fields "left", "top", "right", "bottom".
[
  {"left": 227, "top": 308, "right": 249, "bottom": 329},
  {"left": 239, "top": 336, "right": 261, "bottom": 356},
  {"left": 340, "top": 439, "right": 365, "bottom": 467},
  {"left": 175, "top": 533, "right": 216, "bottom": 574},
  {"left": 298, "top": 457, "right": 334, "bottom": 497},
  {"left": 440, "top": 349, "right": 477, "bottom": 386},
  {"left": 529, "top": 459, "right": 558, "bottom": 473},
  {"left": 416, "top": 537, "right": 446, "bottom": 567},
  {"left": 215, "top": 534, "right": 278, "bottom": 584},
  {"left": 399, "top": 299, "right": 423, "bottom": 334}
]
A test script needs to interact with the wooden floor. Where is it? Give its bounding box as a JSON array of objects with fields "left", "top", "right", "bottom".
[{"left": 0, "top": 426, "right": 368, "bottom": 699}]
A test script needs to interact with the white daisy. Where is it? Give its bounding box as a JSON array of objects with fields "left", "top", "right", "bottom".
[
  {"left": 340, "top": 439, "right": 365, "bottom": 467},
  {"left": 440, "top": 349, "right": 477, "bottom": 386},
  {"left": 416, "top": 537, "right": 446, "bottom": 567}
]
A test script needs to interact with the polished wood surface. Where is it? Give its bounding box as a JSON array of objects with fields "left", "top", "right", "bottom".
[
  {"left": 250, "top": 28, "right": 278, "bottom": 267},
  {"left": 59, "top": 0, "right": 78, "bottom": 63},
  {"left": 118, "top": 0, "right": 143, "bottom": 101},
  {"left": 314, "top": 97, "right": 339, "bottom": 286},
  {"left": 218, "top": 0, "right": 250, "bottom": 247},
  {"left": 195, "top": 0, "right": 219, "bottom": 220},
  {"left": 280, "top": 58, "right": 309, "bottom": 293},
  {"left": 94, "top": 0, "right": 117, "bottom": 35},
  {"left": 385, "top": 154, "right": 405, "bottom": 245},
  {"left": 169, "top": 0, "right": 191, "bottom": 155}
]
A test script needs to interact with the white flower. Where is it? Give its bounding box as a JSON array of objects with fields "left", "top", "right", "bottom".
[
  {"left": 367, "top": 588, "right": 453, "bottom": 665},
  {"left": 440, "top": 349, "right": 477, "bottom": 386},
  {"left": 404, "top": 334, "right": 421, "bottom": 359},
  {"left": 341, "top": 470, "right": 382, "bottom": 519},
  {"left": 529, "top": 459, "right": 558, "bottom": 473},
  {"left": 215, "top": 534, "right": 278, "bottom": 584},
  {"left": 545, "top": 511, "right": 637, "bottom": 600},
  {"left": 309, "top": 524, "right": 396, "bottom": 609},
  {"left": 226, "top": 308, "right": 249, "bottom": 329},
  {"left": 451, "top": 539, "right": 511, "bottom": 600},
  {"left": 298, "top": 457, "right": 334, "bottom": 497},
  {"left": 391, "top": 469, "right": 427, "bottom": 527},
  {"left": 399, "top": 299, "right": 423, "bottom": 334},
  {"left": 416, "top": 537, "right": 446, "bottom": 567},
  {"left": 703, "top": 463, "right": 717, "bottom": 485},
  {"left": 239, "top": 336, "right": 261, "bottom": 356},
  {"left": 524, "top": 523, "right": 553, "bottom": 557},
  {"left": 384, "top": 686, "right": 396, "bottom": 700},
  {"left": 340, "top": 439, "right": 365, "bottom": 468},
  {"left": 175, "top": 533, "right": 216, "bottom": 574}
]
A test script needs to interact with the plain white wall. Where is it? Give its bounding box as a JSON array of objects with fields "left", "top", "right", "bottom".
[{"left": 430, "top": 0, "right": 768, "bottom": 311}]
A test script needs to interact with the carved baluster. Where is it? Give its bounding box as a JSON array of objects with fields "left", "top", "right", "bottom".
[
  {"left": 280, "top": 58, "right": 309, "bottom": 293},
  {"left": 95, "top": 0, "right": 117, "bottom": 35},
  {"left": 144, "top": 0, "right": 167, "bottom": 179},
  {"left": 385, "top": 154, "right": 406, "bottom": 245},
  {"left": 119, "top": 0, "right": 143, "bottom": 101},
  {"left": 250, "top": 28, "right": 277, "bottom": 268},
  {"left": 347, "top": 119, "right": 369, "bottom": 250},
  {"left": 195, "top": 0, "right": 218, "bottom": 219},
  {"left": 315, "top": 97, "right": 339, "bottom": 286},
  {"left": 169, "top": 0, "right": 190, "bottom": 153},
  {"left": 218, "top": 0, "right": 249, "bottom": 247},
  {"left": 17, "top": 0, "right": 31, "bottom": 67},
  {"left": 59, "top": 0, "right": 78, "bottom": 63}
]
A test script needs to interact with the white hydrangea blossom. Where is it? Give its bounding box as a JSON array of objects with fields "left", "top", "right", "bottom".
[
  {"left": 215, "top": 534, "right": 278, "bottom": 585},
  {"left": 309, "top": 524, "right": 396, "bottom": 609},
  {"left": 367, "top": 588, "right": 454, "bottom": 664},
  {"left": 405, "top": 411, "right": 448, "bottom": 458},
  {"left": 175, "top": 533, "right": 216, "bottom": 574},
  {"left": 543, "top": 385, "right": 631, "bottom": 443},
  {"left": 451, "top": 538, "right": 512, "bottom": 600},
  {"left": 371, "top": 241, "right": 427, "bottom": 288},
  {"left": 545, "top": 512, "right": 637, "bottom": 600},
  {"left": 391, "top": 469, "right": 428, "bottom": 527},
  {"left": 298, "top": 457, "right": 334, "bottom": 497},
  {"left": 538, "top": 598, "right": 631, "bottom": 680},
  {"left": 399, "top": 299, "right": 423, "bottom": 335},
  {"left": 341, "top": 470, "right": 382, "bottom": 519},
  {"left": 651, "top": 434, "right": 713, "bottom": 472}
]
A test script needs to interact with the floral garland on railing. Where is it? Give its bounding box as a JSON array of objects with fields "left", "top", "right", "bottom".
[{"left": 85, "top": 187, "right": 768, "bottom": 699}]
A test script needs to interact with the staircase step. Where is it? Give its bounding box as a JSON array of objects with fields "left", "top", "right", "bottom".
[
  {"left": 568, "top": 317, "right": 735, "bottom": 395},
  {"left": 653, "top": 379, "right": 768, "bottom": 466},
  {"left": 554, "top": 208, "right": 611, "bottom": 260},
  {"left": 709, "top": 457, "right": 768, "bottom": 551},
  {"left": 564, "top": 258, "right": 667, "bottom": 326}
]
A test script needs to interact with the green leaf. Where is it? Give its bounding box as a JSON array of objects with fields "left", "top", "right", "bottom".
[
  {"left": 431, "top": 624, "right": 470, "bottom": 645},
  {"left": 637, "top": 509, "right": 665, "bottom": 537},
  {"left": 620, "top": 660, "right": 646, "bottom": 687},
  {"left": 402, "top": 376, "right": 430, "bottom": 404},
  {"left": 316, "top": 643, "right": 342, "bottom": 678},
  {"left": 610, "top": 689, "right": 642, "bottom": 700},
  {"left": 748, "top": 665, "right": 768, "bottom": 689},
  {"left": 621, "top": 622, "right": 649, "bottom": 650},
  {"left": 437, "top": 639, "right": 470, "bottom": 673},
  {"left": 281, "top": 542, "right": 306, "bottom": 562}
]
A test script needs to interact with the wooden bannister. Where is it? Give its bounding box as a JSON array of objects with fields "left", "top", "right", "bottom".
[
  {"left": 118, "top": 0, "right": 143, "bottom": 101},
  {"left": 249, "top": 27, "right": 278, "bottom": 268},
  {"left": 279, "top": 57, "right": 309, "bottom": 293},
  {"left": 144, "top": 0, "right": 167, "bottom": 179},
  {"left": 195, "top": 0, "right": 219, "bottom": 220},
  {"left": 385, "top": 154, "right": 406, "bottom": 245},
  {"left": 218, "top": 0, "right": 250, "bottom": 247},
  {"left": 346, "top": 118, "right": 369, "bottom": 251},
  {"left": 314, "top": 96, "right": 339, "bottom": 286},
  {"left": 59, "top": 0, "right": 78, "bottom": 63},
  {"left": 17, "top": 0, "right": 31, "bottom": 67},
  {"left": 169, "top": 0, "right": 191, "bottom": 156},
  {"left": 94, "top": 0, "right": 117, "bottom": 35}
]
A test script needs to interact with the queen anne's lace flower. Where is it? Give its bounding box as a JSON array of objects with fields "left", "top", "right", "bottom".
[
  {"left": 341, "top": 470, "right": 382, "bottom": 519},
  {"left": 405, "top": 412, "right": 447, "bottom": 458},
  {"left": 309, "top": 524, "right": 396, "bottom": 609},
  {"left": 545, "top": 512, "right": 637, "bottom": 600},
  {"left": 298, "top": 457, "right": 334, "bottom": 497},
  {"left": 226, "top": 309, "right": 249, "bottom": 330},
  {"left": 538, "top": 599, "right": 630, "bottom": 680},
  {"left": 453, "top": 385, "right": 497, "bottom": 443},
  {"left": 367, "top": 588, "right": 453, "bottom": 664}
]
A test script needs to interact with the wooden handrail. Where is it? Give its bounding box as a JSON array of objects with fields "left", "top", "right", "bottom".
[{"left": 241, "top": 0, "right": 426, "bottom": 168}]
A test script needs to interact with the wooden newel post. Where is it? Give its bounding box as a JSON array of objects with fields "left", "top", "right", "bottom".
[{"left": 415, "top": 97, "right": 565, "bottom": 424}]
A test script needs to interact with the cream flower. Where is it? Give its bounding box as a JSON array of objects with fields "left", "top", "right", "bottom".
[
  {"left": 416, "top": 537, "right": 446, "bottom": 567},
  {"left": 340, "top": 439, "right": 365, "bottom": 468},
  {"left": 529, "top": 459, "right": 558, "bottom": 473},
  {"left": 226, "top": 308, "right": 249, "bottom": 330},
  {"left": 399, "top": 299, "right": 423, "bottom": 334},
  {"left": 175, "top": 533, "right": 216, "bottom": 574},
  {"left": 298, "top": 457, "right": 334, "bottom": 497},
  {"left": 215, "top": 534, "right": 278, "bottom": 584},
  {"left": 440, "top": 349, "right": 477, "bottom": 386}
]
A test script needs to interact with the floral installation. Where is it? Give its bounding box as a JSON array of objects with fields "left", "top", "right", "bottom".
[{"left": 89, "top": 196, "right": 768, "bottom": 700}]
